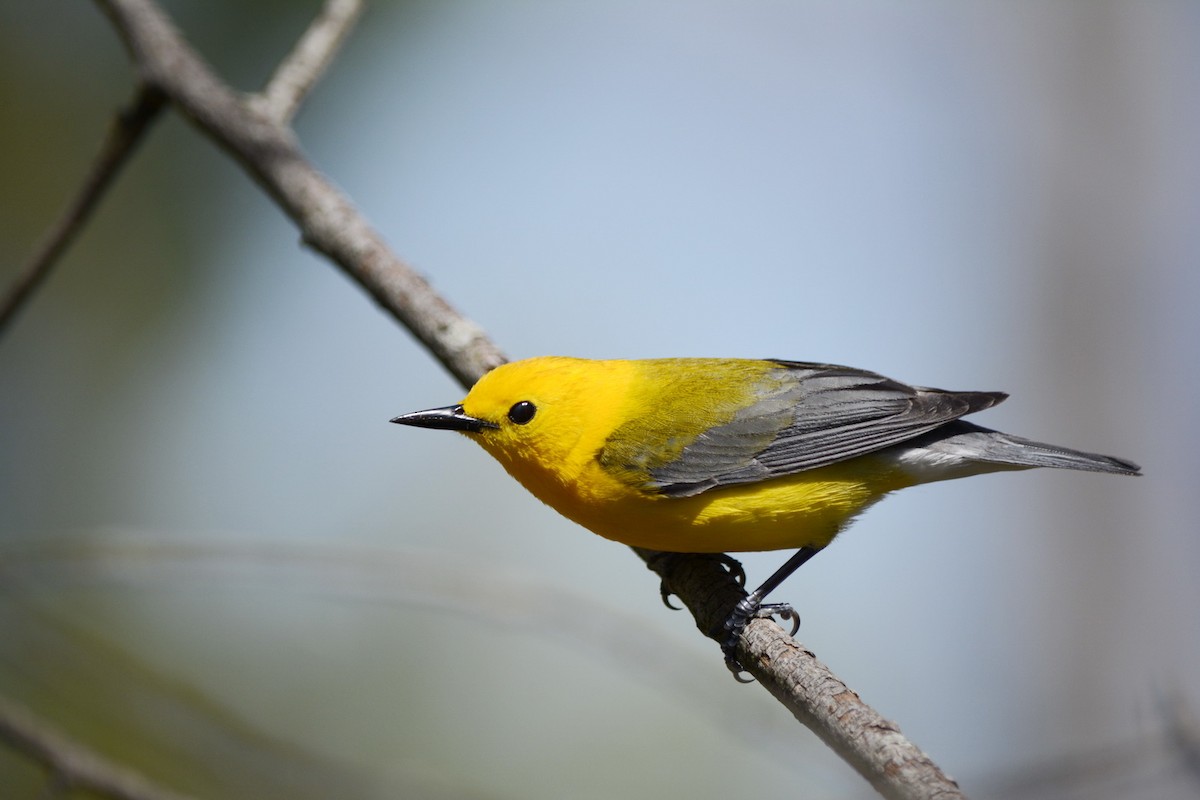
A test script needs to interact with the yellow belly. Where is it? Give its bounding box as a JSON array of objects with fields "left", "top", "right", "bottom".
[{"left": 546, "top": 456, "right": 917, "bottom": 553}]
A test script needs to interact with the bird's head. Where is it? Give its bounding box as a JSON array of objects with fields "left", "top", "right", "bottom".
[{"left": 392, "top": 357, "right": 632, "bottom": 488}]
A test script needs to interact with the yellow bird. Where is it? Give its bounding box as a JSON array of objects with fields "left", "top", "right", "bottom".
[{"left": 393, "top": 356, "right": 1140, "bottom": 674}]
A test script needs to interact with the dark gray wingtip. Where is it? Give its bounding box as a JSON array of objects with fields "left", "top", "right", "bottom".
[
  {"left": 391, "top": 404, "right": 497, "bottom": 433},
  {"left": 991, "top": 433, "right": 1143, "bottom": 476},
  {"left": 913, "top": 422, "right": 1143, "bottom": 476},
  {"left": 1095, "top": 454, "right": 1142, "bottom": 476},
  {"left": 1012, "top": 446, "right": 1142, "bottom": 476}
]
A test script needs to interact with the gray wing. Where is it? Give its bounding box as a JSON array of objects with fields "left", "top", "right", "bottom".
[{"left": 650, "top": 360, "right": 1007, "bottom": 497}]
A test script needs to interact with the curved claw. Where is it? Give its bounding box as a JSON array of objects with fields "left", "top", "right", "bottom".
[
  {"left": 728, "top": 659, "right": 756, "bottom": 683},
  {"left": 649, "top": 552, "right": 745, "bottom": 611},
  {"left": 713, "top": 553, "right": 746, "bottom": 587},
  {"left": 659, "top": 579, "right": 682, "bottom": 610},
  {"left": 758, "top": 603, "right": 801, "bottom": 636},
  {"left": 644, "top": 552, "right": 684, "bottom": 610}
]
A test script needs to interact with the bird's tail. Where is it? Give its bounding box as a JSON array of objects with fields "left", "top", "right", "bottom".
[{"left": 899, "top": 421, "right": 1142, "bottom": 478}]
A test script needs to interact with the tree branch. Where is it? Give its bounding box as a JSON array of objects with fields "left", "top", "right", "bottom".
[
  {"left": 0, "top": 84, "right": 165, "bottom": 337},
  {"left": 74, "top": 2, "right": 964, "bottom": 797},
  {"left": 639, "top": 549, "right": 964, "bottom": 799},
  {"left": 95, "top": 0, "right": 505, "bottom": 388},
  {"left": 250, "top": 0, "right": 365, "bottom": 125},
  {"left": 0, "top": 695, "right": 199, "bottom": 800}
]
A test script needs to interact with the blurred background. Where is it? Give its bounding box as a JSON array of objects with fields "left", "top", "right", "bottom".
[{"left": 1, "top": 1, "right": 1197, "bottom": 798}]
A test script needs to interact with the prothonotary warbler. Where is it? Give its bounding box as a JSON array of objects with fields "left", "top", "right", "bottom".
[{"left": 393, "top": 356, "right": 1141, "bottom": 676}]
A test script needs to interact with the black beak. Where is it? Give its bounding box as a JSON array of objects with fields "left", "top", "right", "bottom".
[{"left": 390, "top": 404, "right": 496, "bottom": 433}]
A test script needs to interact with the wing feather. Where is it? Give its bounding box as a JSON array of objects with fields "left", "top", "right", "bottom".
[{"left": 649, "top": 360, "right": 1006, "bottom": 497}]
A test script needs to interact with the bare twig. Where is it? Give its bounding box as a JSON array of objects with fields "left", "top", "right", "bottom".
[
  {"left": 0, "top": 84, "right": 165, "bottom": 337},
  {"left": 0, "top": 695, "right": 199, "bottom": 800},
  {"left": 251, "top": 0, "right": 365, "bottom": 124},
  {"left": 76, "top": 2, "right": 963, "bottom": 797},
  {"left": 95, "top": 0, "right": 505, "bottom": 387},
  {"left": 0, "top": 2, "right": 361, "bottom": 340}
]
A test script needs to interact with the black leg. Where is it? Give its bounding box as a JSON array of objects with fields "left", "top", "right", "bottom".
[{"left": 719, "top": 545, "right": 822, "bottom": 679}]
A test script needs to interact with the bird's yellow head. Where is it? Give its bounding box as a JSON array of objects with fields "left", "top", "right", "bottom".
[{"left": 392, "top": 357, "right": 636, "bottom": 495}]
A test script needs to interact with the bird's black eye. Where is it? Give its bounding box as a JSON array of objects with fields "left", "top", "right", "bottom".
[{"left": 507, "top": 401, "right": 537, "bottom": 425}]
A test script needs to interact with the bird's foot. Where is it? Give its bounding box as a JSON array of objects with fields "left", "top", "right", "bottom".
[
  {"left": 718, "top": 597, "right": 800, "bottom": 682},
  {"left": 648, "top": 552, "right": 745, "bottom": 610}
]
